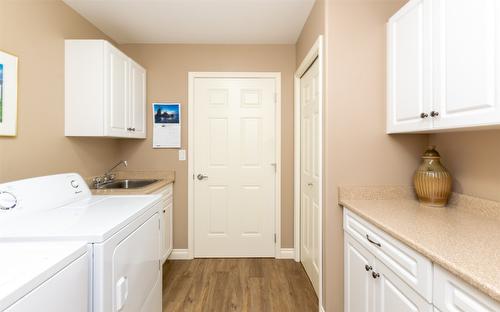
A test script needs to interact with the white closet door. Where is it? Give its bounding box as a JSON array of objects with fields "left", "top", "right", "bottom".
[
  {"left": 300, "top": 59, "right": 320, "bottom": 295},
  {"left": 193, "top": 77, "right": 276, "bottom": 257},
  {"left": 387, "top": 0, "right": 432, "bottom": 133},
  {"left": 433, "top": 0, "right": 500, "bottom": 129}
]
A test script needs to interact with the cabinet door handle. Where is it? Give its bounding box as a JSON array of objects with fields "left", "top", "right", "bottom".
[
  {"left": 420, "top": 112, "right": 429, "bottom": 119},
  {"left": 430, "top": 111, "right": 440, "bottom": 117},
  {"left": 365, "top": 265, "right": 372, "bottom": 272},
  {"left": 372, "top": 272, "right": 380, "bottom": 279},
  {"left": 366, "top": 234, "right": 381, "bottom": 247}
]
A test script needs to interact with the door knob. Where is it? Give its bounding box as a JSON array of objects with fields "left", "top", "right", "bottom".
[{"left": 197, "top": 174, "right": 209, "bottom": 181}]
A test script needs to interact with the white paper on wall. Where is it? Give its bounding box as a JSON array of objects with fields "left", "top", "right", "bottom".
[{"left": 152, "top": 103, "right": 181, "bottom": 148}]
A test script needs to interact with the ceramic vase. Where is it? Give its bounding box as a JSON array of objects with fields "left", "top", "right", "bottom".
[{"left": 414, "top": 146, "right": 452, "bottom": 207}]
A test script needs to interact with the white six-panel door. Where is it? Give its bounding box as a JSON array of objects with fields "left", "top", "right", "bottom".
[
  {"left": 193, "top": 77, "right": 277, "bottom": 257},
  {"left": 300, "top": 59, "right": 320, "bottom": 295}
]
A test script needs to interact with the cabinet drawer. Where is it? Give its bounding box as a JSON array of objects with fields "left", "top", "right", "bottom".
[
  {"left": 433, "top": 265, "right": 500, "bottom": 312},
  {"left": 344, "top": 208, "right": 433, "bottom": 302}
]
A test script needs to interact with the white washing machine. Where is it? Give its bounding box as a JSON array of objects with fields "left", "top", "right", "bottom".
[
  {"left": 0, "top": 241, "right": 88, "bottom": 312},
  {"left": 0, "top": 173, "right": 163, "bottom": 312}
]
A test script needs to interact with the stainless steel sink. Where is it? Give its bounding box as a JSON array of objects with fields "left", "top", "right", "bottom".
[{"left": 96, "top": 179, "right": 159, "bottom": 189}]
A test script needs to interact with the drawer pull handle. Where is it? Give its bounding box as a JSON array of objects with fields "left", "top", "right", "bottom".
[
  {"left": 372, "top": 272, "right": 380, "bottom": 279},
  {"left": 366, "top": 234, "right": 381, "bottom": 247},
  {"left": 365, "top": 265, "right": 372, "bottom": 272}
]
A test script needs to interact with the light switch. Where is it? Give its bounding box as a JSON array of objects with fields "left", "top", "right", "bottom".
[{"left": 179, "top": 149, "right": 186, "bottom": 161}]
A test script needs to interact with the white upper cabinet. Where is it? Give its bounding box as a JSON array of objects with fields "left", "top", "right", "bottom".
[
  {"left": 65, "top": 40, "right": 147, "bottom": 139},
  {"left": 129, "top": 61, "right": 147, "bottom": 138},
  {"left": 387, "top": 0, "right": 432, "bottom": 133},
  {"left": 433, "top": 0, "right": 500, "bottom": 130},
  {"left": 106, "top": 44, "right": 130, "bottom": 137},
  {"left": 387, "top": 0, "right": 500, "bottom": 133}
]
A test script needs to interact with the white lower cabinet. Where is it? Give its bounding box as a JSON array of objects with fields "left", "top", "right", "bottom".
[
  {"left": 374, "top": 258, "right": 433, "bottom": 312},
  {"left": 345, "top": 235, "right": 375, "bottom": 312},
  {"left": 344, "top": 208, "right": 500, "bottom": 312},
  {"left": 434, "top": 265, "right": 500, "bottom": 312},
  {"left": 345, "top": 233, "right": 432, "bottom": 312},
  {"left": 154, "top": 183, "right": 173, "bottom": 262}
]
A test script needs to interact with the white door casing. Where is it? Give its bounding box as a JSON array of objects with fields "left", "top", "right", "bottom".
[
  {"left": 294, "top": 35, "right": 324, "bottom": 312},
  {"left": 191, "top": 74, "right": 280, "bottom": 258},
  {"left": 300, "top": 58, "right": 320, "bottom": 295}
]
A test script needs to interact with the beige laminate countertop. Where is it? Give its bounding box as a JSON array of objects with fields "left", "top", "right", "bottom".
[
  {"left": 88, "top": 170, "right": 175, "bottom": 195},
  {"left": 339, "top": 187, "right": 500, "bottom": 303}
]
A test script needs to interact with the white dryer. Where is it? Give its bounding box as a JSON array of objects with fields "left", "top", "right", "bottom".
[
  {"left": 0, "top": 173, "right": 162, "bottom": 312},
  {"left": 0, "top": 241, "right": 88, "bottom": 312}
]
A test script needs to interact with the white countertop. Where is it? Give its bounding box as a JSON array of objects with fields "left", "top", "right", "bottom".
[{"left": 0, "top": 241, "right": 87, "bottom": 311}]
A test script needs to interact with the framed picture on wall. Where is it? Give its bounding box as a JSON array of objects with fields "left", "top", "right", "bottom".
[{"left": 0, "top": 50, "right": 18, "bottom": 136}]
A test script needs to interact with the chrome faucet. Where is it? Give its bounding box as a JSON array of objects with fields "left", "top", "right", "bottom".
[
  {"left": 92, "top": 160, "right": 128, "bottom": 188},
  {"left": 105, "top": 160, "right": 128, "bottom": 177}
]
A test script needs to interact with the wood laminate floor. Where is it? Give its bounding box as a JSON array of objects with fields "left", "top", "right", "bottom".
[{"left": 162, "top": 259, "right": 319, "bottom": 312}]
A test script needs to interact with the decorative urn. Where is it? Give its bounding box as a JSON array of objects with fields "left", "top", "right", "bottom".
[{"left": 413, "top": 146, "right": 452, "bottom": 207}]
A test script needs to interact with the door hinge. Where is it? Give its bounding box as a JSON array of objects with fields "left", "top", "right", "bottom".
[
  {"left": 274, "top": 234, "right": 277, "bottom": 244},
  {"left": 158, "top": 260, "right": 161, "bottom": 271}
]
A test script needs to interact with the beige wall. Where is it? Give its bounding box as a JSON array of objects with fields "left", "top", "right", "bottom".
[
  {"left": 296, "top": 0, "right": 325, "bottom": 67},
  {"left": 0, "top": 0, "right": 121, "bottom": 182},
  {"left": 429, "top": 131, "right": 500, "bottom": 202},
  {"left": 117, "top": 44, "right": 296, "bottom": 249},
  {"left": 324, "top": 1, "right": 427, "bottom": 311}
]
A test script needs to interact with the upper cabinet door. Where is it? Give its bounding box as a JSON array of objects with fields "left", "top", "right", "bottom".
[
  {"left": 387, "top": 0, "right": 432, "bottom": 133},
  {"left": 432, "top": 0, "right": 500, "bottom": 130},
  {"left": 106, "top": 45, "right": 130, "bottom": 137},
  {"left": 129, "top": 61, "right": 147, "bottom": 139}
]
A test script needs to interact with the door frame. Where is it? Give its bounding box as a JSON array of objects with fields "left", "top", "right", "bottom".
[
  {"left": 187, "top": 72, "right": 282, "bottom": 259},
  {"left": 294, "top": 35, "right": 324, "bottom": 311}
]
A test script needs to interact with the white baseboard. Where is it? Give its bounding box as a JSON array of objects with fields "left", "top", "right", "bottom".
[
  {"left": 168, "top": 249, "right": 191, "bottom": 260},
  {"left": 276, "top": 248, "right": 295, "bottom": 259},
  {"left": 320, "top": 305, "right": 325, "bottom": 312},
  {"left": 169, "top": 248, "right": 295, "bottom": 260}
]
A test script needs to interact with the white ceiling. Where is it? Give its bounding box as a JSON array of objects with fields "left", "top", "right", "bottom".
[{"left": 63, "top": 0, "right": 316, "bottom": 44}]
